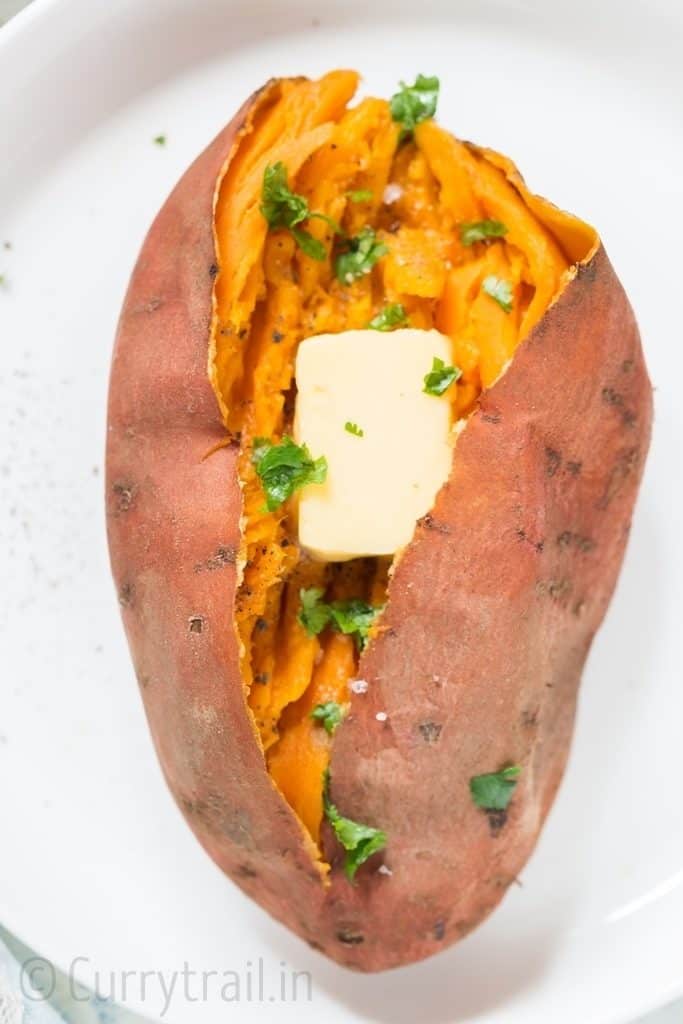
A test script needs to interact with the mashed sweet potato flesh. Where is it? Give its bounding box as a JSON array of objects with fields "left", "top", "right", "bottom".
[{"left": 210, "top": 71, "right": 576, "bottom": 849}]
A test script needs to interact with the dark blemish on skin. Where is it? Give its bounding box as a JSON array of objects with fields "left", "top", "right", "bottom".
[
  {"left": 481, "top": 410, "right": 501, "bottom": 424},
  {"left": 566, "top": 460, "right": 582, "bottom": 476},
  {"left": 237, "top": 864, "right": 258, "bottom": 878},
  {"left": 209, "top": 262, "right": 219, "bottom": 278},
  {"left": 417, "top": 513, "right": 450, "bottom": 534},
  {"left": 597, "top": 447, "right": 640, "bottom": 509},
  {"left": 516, "top": 528, "right": 544, "bottom": 553},
  {"left": 433, "top": 920, "right": 446, "bottom": 941},
  {"left": 602, "top": 386, "right": 636, "bottom": 428},
  {"left": 188, "top": 616, "right": 204, "bottom": 634},
  {"left": 336, "top": 929, "right": 364, "bottom": 945},
  {"left": 548, "top": 578, "right": 572, "bottom": 604},
  {"left": 622, "top": 359, "right": 634, "bottom": 373},
  {"left": 486, "top": 809, "right": 508, "bottom": 836},
  {"left": 545, "top": 447, "right": 561, "bottom": 477},
  {"left": 255, "top": 617, "right": 269, "bottom": 632},
  {"left": 137, "top": 672, "right": 151, "bottom": 690},
  {"left": 194, "top": 545, "right": 237, "bottom": 572},
  {"left": 557, "top": 531, "right": 595, "bottom": 553},
  {"left": 112, "top": 481, "right": 136, "bottom": 513},
  {"left": 272, "top": 330, "right": 284, "bottom": 343},
  {"left": 131, "top": 296, "right": 163, "bottom": 315},
  {"left": 118, "top": 582, "right": 134, "bottom": 607},
  {"left": 521, "top": 707, "right": 539, "bottom": 728},
  {"left": 418, "top": 721, "right": 442, "bottom": 743},
  {"left": 307, "top": 940, "right": 324, "bottom": 953}
]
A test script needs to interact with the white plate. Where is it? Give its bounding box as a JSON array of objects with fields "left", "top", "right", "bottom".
[{"left": 1, "top": 1, "right": 681, "bottom": 1021}]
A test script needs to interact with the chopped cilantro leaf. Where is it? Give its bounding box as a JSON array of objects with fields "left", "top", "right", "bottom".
[
  {"left": 390, "top": 74, "right": 440, "bottom": 139},
  {"left": 335, "top": 226, "right": 388, "bottom": 284},
  {"left": 367, "top": 303, "right": 408, "bottom": 331},
  {"left": 260, "top": 162, "right": 340, "bottom": 261},
  {"left": 298, "top": 587, "right": 332, "bottom": 636},
  {"left": 324, "top": 772, "right": 387, "bottom": 880},
  {"left": 310, "top": 701, "right": 346, "bottom": 735},
  {"left": 252, "top": 436, "right": 327, "bottom": 512},
  {"left": 482, "top": 275, "right": 514, "bottom": 313},
  {"left": 423, "top": 356, "right": 462, "bottom": 396},
  {"left": 470, "top": 765, "right": 521, "bottom": 811},
  {"left": 459, "top": 219, "right": 508, "bottom": 246},
  {"left": 297, "top": 590, "right": 382, "bottom": 649}
]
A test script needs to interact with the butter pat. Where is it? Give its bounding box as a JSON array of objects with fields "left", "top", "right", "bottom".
[{"left": 294, "top": 328, "right": 454, "bottom": 561}]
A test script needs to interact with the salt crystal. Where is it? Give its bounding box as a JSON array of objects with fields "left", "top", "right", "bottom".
[
  {"left": 377, "top": 864, "right": 393, "bottom": 876},
  {"left": 383, "top": 183, "right": 403, "bottom": 205},
  {"left": 350, "top": 678, "right": 369, "bottom": 694},
  {"left": 375, "top": 711, "right": 388, "bottom": 722}
]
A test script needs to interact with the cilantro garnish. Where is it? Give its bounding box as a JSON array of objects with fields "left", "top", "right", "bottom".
[
  {"left": 260, "top": 162, "right": 342, "bottom": 261},
  {"left": 323, "top": 771, "right": 387, "bottom": 880},
  {"left": 470, "top": 765, "right": 521, "bottom": 811},
  {"left": 390, "top": 74, "right": 440, "bottom": 139},
  {"left": 252, "top": 436, "right": 327, "bottom": 512},
  {"left": 297, "top": 589, "right": 382, "bottom": 650},
  {"left": 367, "top": 303, "right": 408, "bottom": 331},
  {"left": 459, "top": 220, "right": 508, "bottom": 246},
  {"left": 344, "top": 421, "right": 364, "bottom": 437},
  {"left": 335, "top": 226, "right": 388, "bottom": 284},
  {"left": 153, "top": 134, "right": 167, "bottom": 146},
  {"left": 423, "top": 356, "right": 462, "bottom": 396},
  {"left": 310, "top": 702, "right": 346, "bottom": 735},
  {"left": 482, "top": 275, "right": 514, "bottom": 313}
]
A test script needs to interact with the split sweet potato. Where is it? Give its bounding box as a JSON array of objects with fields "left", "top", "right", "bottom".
[{"left": 106, "top": 71, "right": 652, "bottom": 970}]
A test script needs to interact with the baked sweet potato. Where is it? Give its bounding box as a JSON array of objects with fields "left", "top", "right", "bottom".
[{"left": 106, "top": 71, "right": 652, "bottom": 970}]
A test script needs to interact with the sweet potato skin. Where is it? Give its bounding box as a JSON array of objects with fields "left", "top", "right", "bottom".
[{"left": 106, "top": 85, "right": 652, "bottom": 971}]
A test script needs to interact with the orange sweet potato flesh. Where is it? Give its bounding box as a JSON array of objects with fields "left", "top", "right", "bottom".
[{"left": 106, "top": 73, "right": 652, "bottom": 970}]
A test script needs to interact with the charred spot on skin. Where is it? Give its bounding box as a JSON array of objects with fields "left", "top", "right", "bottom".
[
  {"left": 433, "top": 920, "right": 446, "bottom": 941},
  {"left": 336, "top": 929, "right": 364, "bottom": 946},
  {"left": 188, "top": 615, "right": 204, "bottom": 634},
  {"left": 602, "top": 386, "right": 636, "bottom": 427},
  {"left": 194, "top": 545, "right": 237, "bottom": 572},
  {"left": 112, "top": 481, "right": 136, "bottom": 513},
  {"left": 118, "top": 582, "right": 134, "bottom": 607},
  {"left": 544, "top": 447, "right": 562, "bottom": 478},
  {"left": 418, "top": 721, "right": 443, "bottom": 743}
]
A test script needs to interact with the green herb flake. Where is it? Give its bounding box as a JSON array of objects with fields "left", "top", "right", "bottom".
[
  {"left": 423, "top": 356, "right": 462, "bottom": 396},
  {"left": 346, "top": 189, "right": 374, "bottom": 203},
  {"left": 260, "top": 162, "right": 341, "bottom": 262},
  {"left": 335, "top": 226, "right": 388, "bottom": 284},
  {"left": 324, "top": 772, "right": 387, "bottom": 880},
  {"left": 367, "top": 303, "right": 408, "bottom": 331},
  {"left": 153, "top": 134, "right": 167, "bottom": 146},
  {"left": 310, "top": 701, "right": 346, "bottom": 735},
  {"left": 470, "top": 765, "right": 521, "bottom": 811},
  {"left": 390, "top": 74, "right": 440, "bottom": 139},
  {"left": 344, "top": 421, "right": 364, "bottom": 437},
  {"left": 298, "top": 587, "right": 332, "bottom": 636},
  {"left": 459, "top": 219, "right": 508, "bottom": 246},
  {"left": 482, "top": 275, "right": 514, "bottom": 313},
  {"left": 252, "top": 436, "right": 327, "bottom": 512},
  {"left": 297, "top": 590, "right": 382, "bottom": 649}
]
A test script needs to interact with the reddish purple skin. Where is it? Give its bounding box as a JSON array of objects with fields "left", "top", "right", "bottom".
[{"left": 106, "top": 83, "right": 652, "bottom": 971}]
